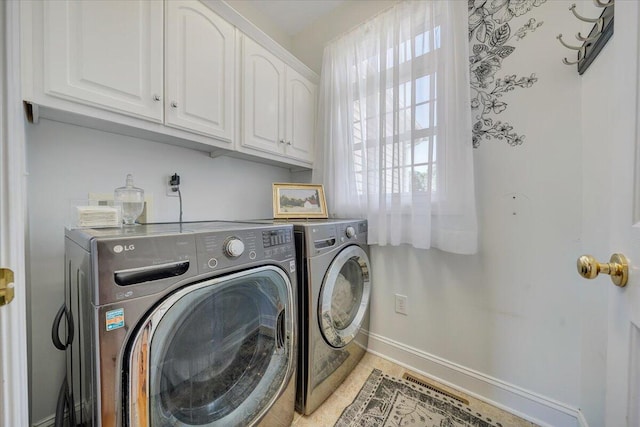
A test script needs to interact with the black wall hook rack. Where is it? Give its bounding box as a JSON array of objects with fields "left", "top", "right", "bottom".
[
  {"left": 578, "top": 1, "right": 614, "bottom": 75},
  {"left": 557, "top": 1, "right": 614, "bottom": 75}
]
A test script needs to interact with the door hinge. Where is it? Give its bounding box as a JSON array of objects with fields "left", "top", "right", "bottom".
[{"left": 0, "top": 268, "right": 15, "bottom": 306}]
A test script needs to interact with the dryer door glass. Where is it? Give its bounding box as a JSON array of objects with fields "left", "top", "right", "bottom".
[
  {"left": 127, "top": 266, "right": 294, "bottom": 427},
  {"left": 331, "top": 259, "right": 364, "bottom": 329},
  {"left": 319, "top": 245, "right": 371, "bottom": 348}
]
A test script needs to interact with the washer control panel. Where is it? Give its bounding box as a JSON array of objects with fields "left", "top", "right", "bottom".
[
  {"left": 71, "top": 221, "right": 296, "bottom": 305},
  {"left": 223, "top": 237, "right": 245, "bottom": 258},
  {"left": 196, "top": 226, "right": 293, "bottom": 273},
  {"left": 263, "top": 228, "right": 291, "bottom": 247},
  {"left": 262, "top": 228, "right": 293, "bottom": 259}
]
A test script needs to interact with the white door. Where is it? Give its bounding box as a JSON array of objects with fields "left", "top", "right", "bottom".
[
  {"left": 604, "top": 2, "right": 640, "bottom": 425},
  {"left": 0, "top": 1, "right": 29, "bottom": 426},
  {"left": 285, "top": 68, "right": 316, "bottom": 163},
  {"left": 165, "top": 0, "right": 235, "bottom": 141},
  {"left": 577, "top": 1, "right": 640, "bottom": 427},
  {"left": 43, "top": 0, "right": 164, "bottom": 122}
]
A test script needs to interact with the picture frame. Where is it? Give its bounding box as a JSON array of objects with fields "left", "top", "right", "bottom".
[{"left": 272, "top": 183, "right": 328, "bottom": 219}]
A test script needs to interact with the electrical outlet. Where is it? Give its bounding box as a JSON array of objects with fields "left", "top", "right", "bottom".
[
  {"left": 166, "top": 186, "right": 179, "bottom": 197},
  {"left": 166, "top": 173, "right": 180, "bottom": 197},
  {"left": 395, "top": 294, "right": 408, "bottom": 315}
]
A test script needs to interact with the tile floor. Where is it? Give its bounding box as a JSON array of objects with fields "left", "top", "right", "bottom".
[{"left": 291, "top": 352, "right": 538, "bottom": 426}]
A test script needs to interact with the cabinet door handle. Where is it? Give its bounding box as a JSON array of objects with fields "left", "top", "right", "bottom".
[
  {"left": 286, "top": 141, "right": 292, "bottom": 146},
  {"left": 279, "top": 139, "right": 285, "bottom": 144},
  {"left": 152, "top": 94, "right": 161, "bottom": 102},
  {"left": 170, "top": 101, "right": 178, "bottom": 108}
]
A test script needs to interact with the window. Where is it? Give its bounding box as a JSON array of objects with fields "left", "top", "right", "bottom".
[
  {"left": 352, "top": 27, "right": 442, "bottom": 198},
  {"left": 315, "top": 0, "right": 477, "bottom": 252}
]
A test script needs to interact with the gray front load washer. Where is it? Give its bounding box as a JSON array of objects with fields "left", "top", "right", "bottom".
[
  {"left": 293, "top": 219, "right": 371, "bottom": 415},
  {"left": 64, "top": 221, "right": 297, "bottom": 427}
]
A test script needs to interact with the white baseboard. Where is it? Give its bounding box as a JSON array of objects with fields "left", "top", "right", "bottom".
[
  {"left": 367, "top": 332, "right": 588, "bottom": 427},
  {"left": 576, "top": 410, "right": 590, "bottom": 427}
]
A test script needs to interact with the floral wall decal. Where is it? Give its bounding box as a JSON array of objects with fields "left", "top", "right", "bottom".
[{"left": 469, "top": 0, "right": 546, "bottom": 148}]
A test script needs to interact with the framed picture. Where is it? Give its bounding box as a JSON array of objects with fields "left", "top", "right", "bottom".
[{"left": 272, "top": 183, "right": 328, "bottom": 219}]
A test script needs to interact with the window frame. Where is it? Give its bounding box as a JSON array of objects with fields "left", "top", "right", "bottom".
[{"left": 349, "top": 25, "right": 444, "bottom": 205}]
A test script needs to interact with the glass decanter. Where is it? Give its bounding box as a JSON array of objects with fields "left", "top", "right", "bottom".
[{"left": 114, "top": 174, "right": 144, "bottom": 225}]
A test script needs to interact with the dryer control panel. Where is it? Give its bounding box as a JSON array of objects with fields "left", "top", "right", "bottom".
[
  {"left": 305, "top": 220, "right": 368, "bottom": 256},
  {"left": 337, "top": 221, "right": 367, "bottom": 241}
]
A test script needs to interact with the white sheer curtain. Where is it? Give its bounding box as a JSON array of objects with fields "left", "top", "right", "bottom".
[{"left": 313, "top": 0, "right": 477, "bottom": 254}]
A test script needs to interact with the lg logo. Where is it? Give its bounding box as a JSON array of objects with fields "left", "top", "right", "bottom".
[{"left": 113, "top": 244, "right": 135, "bottom": 253}]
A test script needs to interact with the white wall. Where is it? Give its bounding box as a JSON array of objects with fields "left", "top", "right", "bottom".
[
  {"left": 225, "top": 0, "right": 293, "bottom": 51},
  {"left": 26, "top": 119, "right": 291, "bottom": 424},
  {"left": 293, "top": 1, "right": 596, "bottom": 425},
  {"left": 291, "top": 0, "right": 395, "bottom": 74}
]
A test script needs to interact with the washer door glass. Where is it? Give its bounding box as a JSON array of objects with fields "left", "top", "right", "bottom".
[
  {"left": 318, "top": 246, "right": 371, "bottom": 348},
  {"left": 128, "top": 267, "right": 294, "bottom": 427}
]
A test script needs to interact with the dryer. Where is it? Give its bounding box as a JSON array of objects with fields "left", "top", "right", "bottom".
[
  {"left": 293, "top": 219, "right": 371, "bottom": 415},
  {"left": 63, "top": 221, "right": 297, "bottom": 427}
]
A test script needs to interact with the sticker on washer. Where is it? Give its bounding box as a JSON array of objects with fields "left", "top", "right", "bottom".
[
  {"left": 289, "top": 260, "right": 296, "bottom": 273},
  {"left": 106, "top": 308, "right": 125, "bottom": 331}
]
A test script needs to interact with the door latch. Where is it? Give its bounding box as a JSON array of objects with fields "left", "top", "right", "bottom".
[{"left": 0, "top": 268, "right": 15, "bottom": 306}]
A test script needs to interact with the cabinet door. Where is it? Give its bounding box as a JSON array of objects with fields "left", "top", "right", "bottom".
[
  {"left": 43, "top": 1, "right": 163, "bottom": 122},
  {"left": 285, "top": 68, "right": 316, "bottom": 163},
  {"left": 241, "top": 37, "right": 285, "bottom": 155},
  {"left": 165, "top": 1, "right": 234, "bottom": 142}
]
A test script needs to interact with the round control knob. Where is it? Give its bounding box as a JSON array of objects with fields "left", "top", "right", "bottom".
[
  {"left": 345, "top": 226, "right": 356, "bottom": 238},
  {"left": 224, "top": 238, "right": 245, "bottom": 258}
]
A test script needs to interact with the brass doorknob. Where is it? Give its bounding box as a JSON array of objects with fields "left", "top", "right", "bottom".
[{"left": 577, "top": 253, "right": 629, "bottom": 287}]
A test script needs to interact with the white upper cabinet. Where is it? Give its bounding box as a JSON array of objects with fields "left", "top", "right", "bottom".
[
  {"left": 43, "top": 0, "right": 164, "bottom": 122},
  {"left": 241, "top": 36, "right": 286, "bottom": 155},
  {"left": 241, "top": 36, "right": 316, "bottom": 165},
  {"left": 165, "top": 1, "right": 234, "bottom": 141},
  {"left": 285, "top": 67, "right": 316, "bottom": 162},
  {"left": 22, "top": 0, "right": 318, "bottom": 167}
]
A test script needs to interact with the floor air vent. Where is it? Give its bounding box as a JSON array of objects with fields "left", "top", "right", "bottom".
[{"left": 402, "top": 373, "right": 469, "bottom": 405}]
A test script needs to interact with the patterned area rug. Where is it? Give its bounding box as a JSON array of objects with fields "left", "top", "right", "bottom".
[{"left": 334, "top": 369, "right": 503, "bottom": 427}]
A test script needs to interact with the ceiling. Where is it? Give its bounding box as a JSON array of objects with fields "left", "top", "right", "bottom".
[{"left": 247, "top": 0, "right": 346, "bottom": 36}]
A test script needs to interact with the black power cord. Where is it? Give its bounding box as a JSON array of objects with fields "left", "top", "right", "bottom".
[
  {"left": 52, "top": 304, "right": 76, "bottom": 427},
  {"left": 170, "top": 173, "right": 183, "bottom": 223}
]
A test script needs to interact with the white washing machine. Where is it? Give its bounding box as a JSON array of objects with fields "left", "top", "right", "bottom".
[
  {"left": 62, "top": 221, "right": 297, "bottom": 426},
  {"left": 293, "top": 219, "right": 371, "bottom": 415}
]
